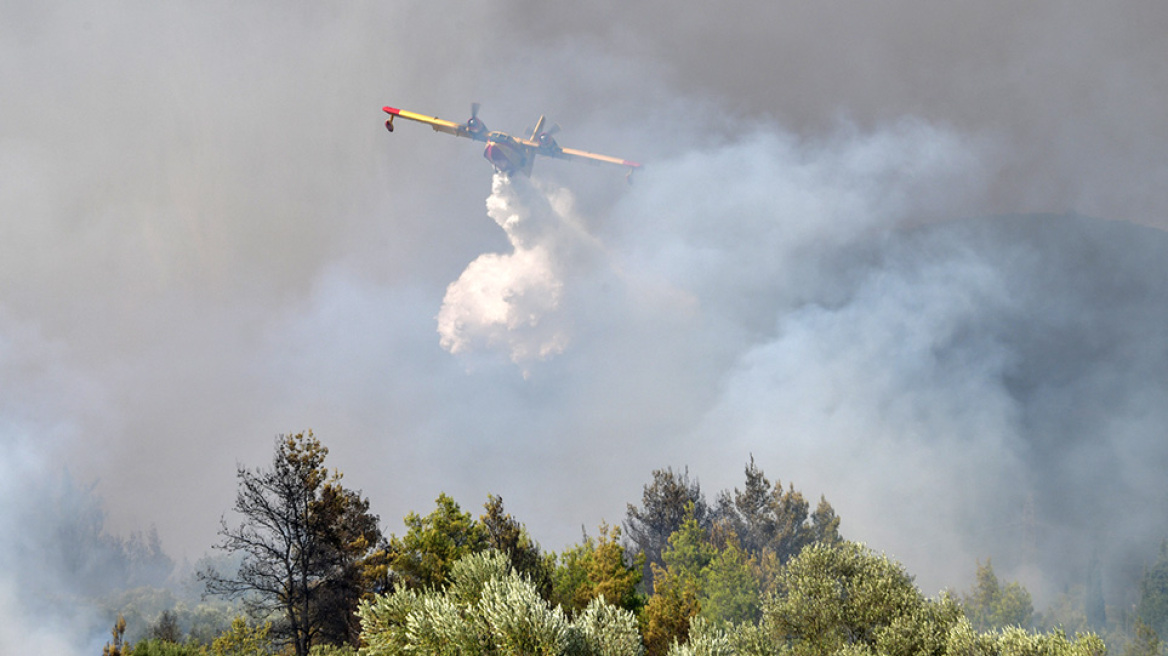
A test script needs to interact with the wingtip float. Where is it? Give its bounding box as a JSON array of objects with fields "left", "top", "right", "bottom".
[{"left": 382, "top": 103, "right": 641, "bottom": 181}]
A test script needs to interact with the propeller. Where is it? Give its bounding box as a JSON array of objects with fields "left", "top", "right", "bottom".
[
  {"left": 466, "top": 102, "right": 486, "bottom": 134},
  {"left": 537, "top": 123, "right": 561, "bottom": 147}
]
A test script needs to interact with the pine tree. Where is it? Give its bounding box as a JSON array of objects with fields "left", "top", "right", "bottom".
[
  {"left": 384, "top": 493, "right": 487, "bottom": 591},
  {"left": 625, "top": 467, "right": 710, "bottom": 590}
]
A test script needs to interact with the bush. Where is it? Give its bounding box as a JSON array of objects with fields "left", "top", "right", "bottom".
[{"left": 359, "top": 549, "right": 643, "bottom": 656}]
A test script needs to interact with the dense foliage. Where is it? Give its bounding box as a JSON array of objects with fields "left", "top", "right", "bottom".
[
  {"left": 358, "top": 549, "right": 643, "bottom": 656},
  {"left": 93, "top": 432, "right": 1167, "bottom": 655}
]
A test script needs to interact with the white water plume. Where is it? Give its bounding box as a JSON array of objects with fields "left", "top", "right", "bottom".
[{"left": 437, "top": 174, "right": 597, "bottom": 369}]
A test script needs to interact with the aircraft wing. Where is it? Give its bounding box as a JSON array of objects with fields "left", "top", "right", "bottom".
[
  {"left": 383, "top": 106, "right": 478, "bottom": 139},
  {"left": 550, "top": 145, "right": 642, "bottom": 171}
]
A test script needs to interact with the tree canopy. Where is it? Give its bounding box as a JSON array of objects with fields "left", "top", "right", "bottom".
[
  {"left": 625, "top": 467, "right": 711, "bottom": 590},
  {"left": 384, "top": 492, "right": 488, "bottom": 591},
  {"left": 713, "top": 456, "right": 841, "bottom": 561},
  {"left": 89, "top": 434, "right": 1127, "bottom": 656},
  {"left": 1138, "top": 540, "right": 1168, "bottom": 640},
  {"left": 358, "top": 549, "right": 644, "bottom": 656},
  {"left": 960, "top": 559, "right": 1035, "bottom": 631},
  {"left": 201, "top": 431, "right": 382, "bottom": 656}
]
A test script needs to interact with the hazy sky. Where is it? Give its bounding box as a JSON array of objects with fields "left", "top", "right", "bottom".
[{"left": 4, "top": 2, "right": 1168, "bottom": 648}]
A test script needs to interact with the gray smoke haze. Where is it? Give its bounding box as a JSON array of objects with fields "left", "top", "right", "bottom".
[{"left": 4, "top": 1, "right": 1168, "bottom": 650}]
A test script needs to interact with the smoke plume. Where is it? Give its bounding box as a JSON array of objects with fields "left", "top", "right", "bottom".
[{"left": 5, "top": 1, "right": 1168, "bottom": 651}]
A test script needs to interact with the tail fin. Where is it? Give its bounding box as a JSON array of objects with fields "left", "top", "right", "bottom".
[{"left": 529, "top": 115, "right": 546, "bottom": 140}]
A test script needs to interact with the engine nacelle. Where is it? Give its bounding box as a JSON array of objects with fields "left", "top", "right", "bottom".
[{"left": 466, "top": 117, "right": 488, "bottom": 136}]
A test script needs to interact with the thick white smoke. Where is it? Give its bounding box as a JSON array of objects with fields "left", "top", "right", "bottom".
[
  {"left": 691, "top": 241, "right": 1029, "bottom": 591},
  {"left": 0, "top": 386, "right": 101, "bottom": 653},
  {"left": 7, "top": 2, "right": 1168, "bottom": 651},
  {"left": 423, "top": 114, "right": 1168, "bottom": 605},
  {"left": 0, "top": 438, "right": 70, "bottom": 655},
  {"left": 439, "top": 120, "right": 985, "bottom": 367}
]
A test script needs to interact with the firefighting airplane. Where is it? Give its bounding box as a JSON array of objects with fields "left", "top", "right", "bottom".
[{"left": 383, "top": 103, "right": 642, "bottom": 179}]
